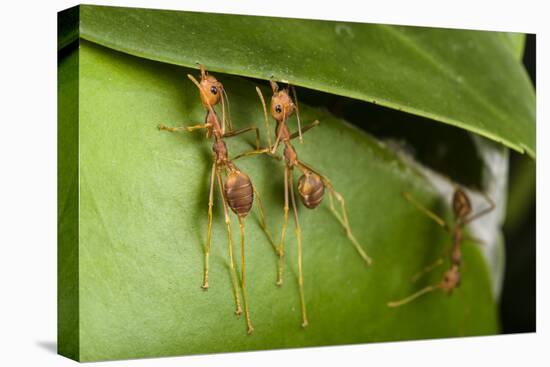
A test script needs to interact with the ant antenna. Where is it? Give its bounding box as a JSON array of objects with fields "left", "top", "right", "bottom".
[
  {"left": 402, "top": 192, "right": 449, "bottom": 231},
  {"left": 270, "top": 104, "right": 287, "bottom": 154},
  {"left": 290, "top": 85, "right": 303, "bottom": 143},
  {"left": 256, "top": 87, "right": 272, "bottom": 147},
  {"left": 220, "top": 88, "right": 226, "bottom": 134},
  {"left": 464, "top": 190, "right": 495, "bottom": 224},
  {"left": 222, "top": 89, "right": 233, "bottom": 132}
]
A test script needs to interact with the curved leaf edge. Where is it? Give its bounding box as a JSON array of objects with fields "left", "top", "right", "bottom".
[{"left": 78, "top": 34, "right": 535, "bottom": 159}]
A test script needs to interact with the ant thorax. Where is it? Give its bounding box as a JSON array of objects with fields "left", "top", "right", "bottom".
[
  {"left": 283, "top": 143, "right": 298, "bottom": 167},
  {"left": 275, "top": 120, "right": 291, "bottom": 141},
  {"left": 205, "top": 109, "right": 223, "bottom": 138},
  {"left": 212, "top": 139, "right": 228, "bottom": 165},
  {"left": 452, "top": 226, "right": 463, "bottom": 247}
]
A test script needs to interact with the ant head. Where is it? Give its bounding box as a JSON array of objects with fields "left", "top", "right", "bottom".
[
  {"left": 197, "top": 65, "right": 223, "bottom": 108},
  {"left": 452, "top": 187, "right": 471, "bottom": 220},
  {"left": 441, "top": 266, "right": 461, "bottom": 292},
  {"left": 269, "top": 82, "right": 295, "bottom": 122}
]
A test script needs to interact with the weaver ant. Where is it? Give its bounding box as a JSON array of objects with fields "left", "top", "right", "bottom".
[
  {"left": 235, "top": 81, "right": 372, "bottom": 327},
  {"left": 158, "top": 65, "right": 269, "bottom": 334},
  {"left": 387, "top": 187, "right": 495, "bottom": 307}
]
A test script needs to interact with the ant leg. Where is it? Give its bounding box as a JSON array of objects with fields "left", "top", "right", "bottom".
[
  {"left": 238, "top": 217, "right": 254, "bottom": 334},
  {"left": 387, "top": 284, "right": 441, "bottom": 308},
  {"left": 411, "top": 257, "right": 445, "bottom": 283},
  {"left": 186, "top": 124, "right": 211, "bottom": 132},
  {"left": 464, "top": 192, "right": 495, "bottom": 224},
  {"left": 221, "top": 89, "right": 234, "bottom": 133},
  {"left": 232, "top": 148, "right": 281, "bottom": 161},
  {"left": 289, "top": 169, "right": 308, "bottom": 327},
  {"left": 270, "top": 124, "right": 285, "bottom": 154},
  {"left": 328, "top": 187, "right": 373, "bottom": 265},
  {"left": 223, "top": 126, "right": 261, "bottom": 150},
  {"left": 202, "top": 162, "right": 217, "bottom": 289},
  {"left": 223, "top": 89, "right": 233, "bottom": 132},
  {"left": 252, "top": 184, "right": 277, "bottom": 254},
  {"left": 288, "top": 120, "right": 320, "bottom": 140},
  {"left": 297, "top": 161, "right": 372, "bottom": 265},
  {"left": 158, "top": 123, "right": 210, "bottom": 133},
  {"left": 269, "top": 105, "right": 289, "bottom": 154},
  {"left": 216, "top": 169, "right": 243, "bottom": 316},
  {"left": 256, "top": 86, "right": 272, "bottom": 147},
  {"left": 277, "top": 166, "right": 290, "bottom": 286},
  {"left": 402, "top": 192, "right": 451, "bottom": 233},
  {"left": 410, "top": 241, "right": 455, "bottom": 284}
]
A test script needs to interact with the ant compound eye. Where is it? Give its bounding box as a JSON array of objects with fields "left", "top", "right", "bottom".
[
  {"left": 210, "top": 86, "right": 218, "bottom": 95},
  {"left": 275, "top": 105, "right": 282, "bottom": 113}
]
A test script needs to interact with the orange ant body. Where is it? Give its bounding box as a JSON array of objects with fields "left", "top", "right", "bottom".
[
  {"left": 388, "top": 188, "right": 495, "bottom": 307},
  {"left": 158, "top": 65, "right": 268, "bottom": 334}
]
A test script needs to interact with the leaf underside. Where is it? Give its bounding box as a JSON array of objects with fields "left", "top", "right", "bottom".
[{"left": 78, "top": 5, "right": 535, "bottom": 157}]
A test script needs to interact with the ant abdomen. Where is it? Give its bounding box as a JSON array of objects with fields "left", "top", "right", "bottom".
[
  {"left": 441, "top": 266, "right": 461, "bottom": 292},
  {"left": 298, "top": 172, "right": 325, "bottom": 209},
  {"left": 452, "top": 188, "right": 472, "bottom": 219},
  {"left": 224, "top": 170, "right": 254, "bottom": 217}
]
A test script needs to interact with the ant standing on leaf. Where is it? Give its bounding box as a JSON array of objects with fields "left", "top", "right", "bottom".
[
  {"left": 158, "top": 65, "right": 270, "bottom": 334},
  {"left": 387, "top": 187, "right": 495, "bottom": 308},
  {"left": 235, "top": 81, "right": 372, "bottom": 328}
]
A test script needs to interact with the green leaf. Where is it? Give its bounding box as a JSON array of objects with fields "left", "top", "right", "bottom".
[
  {"left": 64, "top": 40, "right": 498, "bottom": 361},
  {"left": 501, "top": 32, "right": 527, "bottom": 60},
  {"left": 57, "top": 37, "right": 80, "bottom": 361},
  {"left": 77, "top": 5, "right": 535, "bottom": 157},
  {"left": 57, "top": 6, "right": 79, "bottom": 50}
]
